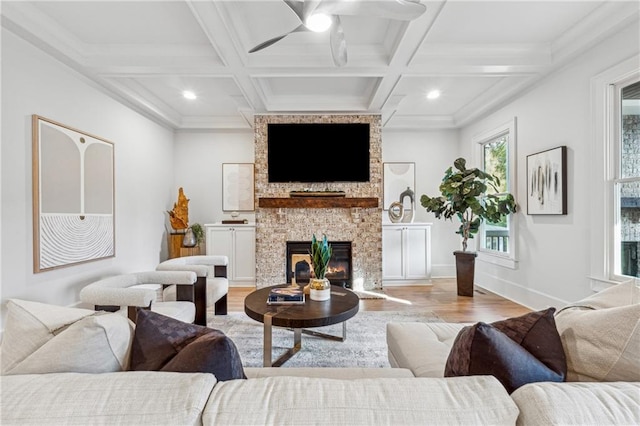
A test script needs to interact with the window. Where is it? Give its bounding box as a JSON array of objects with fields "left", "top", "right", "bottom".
[
  {"left": 613, "top": 79, "right": 640, "bottom": 279},
  {"left": 474, "top": 118, "right": 517, "bottom": 268},
  {"left": 590, "top": 57, "right": 638, "bottom": 290},
  {"left": 482, "top": 135, "right": 509, "bottom": 252}
]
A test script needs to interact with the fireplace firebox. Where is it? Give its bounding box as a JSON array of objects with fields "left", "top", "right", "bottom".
[{"left": 286, "top": 241, "right": 352, "bottom": 288}]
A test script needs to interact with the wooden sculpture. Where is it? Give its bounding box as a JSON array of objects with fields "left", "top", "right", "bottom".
[{"left": 167, "top": 187, "right": 189, "bottom": 230}]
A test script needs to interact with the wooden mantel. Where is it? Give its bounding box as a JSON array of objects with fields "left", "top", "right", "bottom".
[{"left": 258, "top": 197, "right": 379, "bottom": 209}]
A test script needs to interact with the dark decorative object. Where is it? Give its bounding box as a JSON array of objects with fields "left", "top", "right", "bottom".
[
  {"left": 294, "top": 259, "right": 311, "bottom": 288},
  {"left": 444, "top": 308, "right": 566, "bottom": 394},
  {"left": 421, "top": 158, "right": 517, "bottom": 296},
  {"left": 129, "top": 309, "right": 246, "bottom": 381}
]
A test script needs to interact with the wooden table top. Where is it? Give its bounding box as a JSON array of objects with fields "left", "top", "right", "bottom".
[{"left": 244, "top": 284, "right": 359, "bottom": 329}]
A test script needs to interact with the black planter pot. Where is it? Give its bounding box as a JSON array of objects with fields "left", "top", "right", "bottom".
[{"left": 454, "top": 251, "right": 477, "bottom": 297}]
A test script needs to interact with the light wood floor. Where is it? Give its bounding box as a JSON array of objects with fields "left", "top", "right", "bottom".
[{"left": 227, "top": 278, "right": 531, "bottom": 323}]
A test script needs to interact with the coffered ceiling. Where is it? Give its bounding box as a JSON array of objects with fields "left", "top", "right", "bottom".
[{"left": 2, "top": 1, "right": 638, "bottom": 130}]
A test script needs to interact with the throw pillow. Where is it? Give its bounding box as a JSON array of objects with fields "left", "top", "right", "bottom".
[
  {"left": 557, "top": 280, "right": 640, "bottom": 311},
  {"left": 1, "top": 299, "right": 134, "bottom": 375},
  {"left": 444, "top": 308, "right": 566, "bottom": 393},
  {"left": 555, "top": 303, "right": 640, "bottom": 382},
  {"left": 129, "top": 309, "right": 246, "bottom": 381}
]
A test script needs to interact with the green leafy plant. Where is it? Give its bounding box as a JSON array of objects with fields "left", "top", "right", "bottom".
[
  {"left": 190, "top": 223, "right": 205, "bottom": 245},
  {"left": 310, "top": 234, "right": 333, "bottom": 279},
  {"left": 420, "top": 158, "right": 517, "bottom": 252}
]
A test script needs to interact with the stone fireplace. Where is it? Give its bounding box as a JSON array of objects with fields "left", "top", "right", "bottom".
[{"left": 254, "top": 114, "right": 383, "bottom": 290}]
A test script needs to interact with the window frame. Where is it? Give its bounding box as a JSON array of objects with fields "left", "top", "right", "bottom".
[
  {"left": 473, "top": 117, "right": 518, "bottom": 269},
  {"left": 610, "top": 75, "right": 640, "bottom": 281},
  {"left": 589, "top": 56, "right": 639, "bottom": 291}
]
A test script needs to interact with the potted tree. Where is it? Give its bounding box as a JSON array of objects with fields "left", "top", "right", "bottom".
[
  {"left": 420, "top": 158, "right": 517, "bottom": 296},
  {"left": 309, "top": 234, "right": 333, "bottom": 301}
]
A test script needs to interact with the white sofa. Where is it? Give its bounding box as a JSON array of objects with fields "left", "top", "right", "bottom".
[
  {"left": 0, "top": 298, "right": 519, "bottom": 425},
  {"left": 1, "top": 282, "right": 638, "bottom": 425},
  {"left": 387, "top": 281, "right": 640, "bottom": 425}
]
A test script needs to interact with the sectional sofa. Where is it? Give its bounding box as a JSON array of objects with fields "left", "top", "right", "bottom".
[
  {"left": 388, "top": 280, "right": 640, "bottom": 425},
  {"left": 1, "top": 282, "right": 638, "bottom": 425}
]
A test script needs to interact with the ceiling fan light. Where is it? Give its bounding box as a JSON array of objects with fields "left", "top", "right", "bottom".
[
  {"left": 305, "top": 13, "right": 332, "bottom": 32},
  {"left": 426, "top": 90, "right": 441, "bottom": 100}
]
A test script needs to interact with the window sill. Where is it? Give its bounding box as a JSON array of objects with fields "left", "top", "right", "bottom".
[{"left": 477, "top": 251, "right": 518, "bottom": 269}]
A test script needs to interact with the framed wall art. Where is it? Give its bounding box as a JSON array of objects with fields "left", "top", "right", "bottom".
[
  {"left": 526, "top": 146, "right": 567, "bottom": 215},
  {"left": 383, "top": 162, "right": 415, "bottom": 210},
  {"left": 222, "top": 163, "right": 255, "bottom": 211},
  {"left": 32, "top": 115, "right": 115, "bottom": 272}
]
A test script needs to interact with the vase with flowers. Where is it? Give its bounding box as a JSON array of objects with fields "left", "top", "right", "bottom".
[{"left": 309, "top": 234, "right": 332, "bottom": 301}]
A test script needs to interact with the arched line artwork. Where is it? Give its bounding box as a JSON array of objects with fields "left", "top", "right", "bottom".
[
  {"left": 526, "top": 146, "right": 567, "bottom": 215},
  {"left": 32, "top": 115, "right": 115, "bottom": 272}
]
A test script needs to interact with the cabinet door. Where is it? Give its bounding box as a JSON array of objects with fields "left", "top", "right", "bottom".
[
  {"left": 207, "top": 227, "right": 234, "bottom": 275},
  {"left": 405, "top": 226, "right": 429, "bottom": 280},
  {"left": 382, "top": 226, "right": 404, "bottom": 280},
  {"left": 232, "top": 227, "right": 256, "bottom": 282}
]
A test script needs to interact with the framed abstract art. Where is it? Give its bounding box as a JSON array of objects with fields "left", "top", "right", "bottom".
[
  {"left": 32, "top": 115, "right": 115, "bottom": 272},
  {"left": 222, "top": 163, "right": 255, "bottom": 212},
  {"left": 526, "top": 146, "right": 567, "bottom": 215}
]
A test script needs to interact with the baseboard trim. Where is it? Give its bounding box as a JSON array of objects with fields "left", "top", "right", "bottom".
[
  {"left": 383, "top": 280, "right": 433, "bottom": 287},
  {"left": 475, "top": 273, "right": 568, "bottom": 311}
]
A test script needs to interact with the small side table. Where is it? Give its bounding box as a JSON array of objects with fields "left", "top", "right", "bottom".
[
  {"left": 168, "top": 232, "right": 202, "bottom": 259},
  {"left": 179, "top": 246, "right": 201, "bottom": 257}
]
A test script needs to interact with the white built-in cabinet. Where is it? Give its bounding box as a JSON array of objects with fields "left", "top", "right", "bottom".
[
  {"left": 382, "top": 223, "right": 432, "bottom": 285},
  {"left": 204, "top": 223, "right": 256, "bottom": 287}
]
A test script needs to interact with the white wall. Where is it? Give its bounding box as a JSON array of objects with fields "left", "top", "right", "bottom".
[
  {"left": 0, "top": 30, "right": 176, "bottom": 328},
  {"left": 382, "top": 129, "right": 461, "bottom": 277},
  {"left": 172, "top": 130, "right": 255, "bottom": 226},
  {"left": 458, "top": 21, "right": 640, "bottom": 309}
]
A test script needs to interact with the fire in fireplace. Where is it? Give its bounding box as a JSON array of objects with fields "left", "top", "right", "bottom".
[{"left": 286, "top": 241, "right": 352, "bottom": 288}]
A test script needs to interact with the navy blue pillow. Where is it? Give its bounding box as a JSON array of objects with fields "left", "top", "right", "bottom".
[{"left": 444, "top": 308, "right": 566, "bottom": 393}]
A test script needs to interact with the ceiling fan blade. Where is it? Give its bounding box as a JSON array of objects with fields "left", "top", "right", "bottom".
[
  {"left": 248, "top": 24, "right": 308, "bottom": 53},
  {"left": 329, "top": 15, "right": 347, "bottom": 67},
  {"left": 283, "top": 0, "right": 305, "bottom": 22},
  {"left": 317, "top": 0, "right": 426, "bottom": 21}
]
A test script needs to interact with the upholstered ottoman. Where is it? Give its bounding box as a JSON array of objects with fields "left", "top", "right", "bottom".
[{"left": 386, "top": 322, "right": 467, "bottom": 377}]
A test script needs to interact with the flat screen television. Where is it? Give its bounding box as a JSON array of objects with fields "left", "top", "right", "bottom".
[{"left": 267, "top": 123, "right": 370, "bottom": 183}]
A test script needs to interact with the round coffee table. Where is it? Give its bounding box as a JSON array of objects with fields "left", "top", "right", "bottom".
[{"left": 244, "top": 284, "right": 359, "bottom": 367}]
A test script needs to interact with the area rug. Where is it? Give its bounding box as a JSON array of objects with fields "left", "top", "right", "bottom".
[{"left": 207, "top": 310, "right": 442, "bottom": 368}]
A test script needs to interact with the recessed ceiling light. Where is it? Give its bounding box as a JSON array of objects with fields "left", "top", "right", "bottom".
[
  {"left": 426, "top": 90, "right": 441, "bottom": 100},
  {"left": 183, "top": 90, "right": 197, "bottom": 100},
  {"left": 305, "top": 13, "right": 332, "bottom": 32}
]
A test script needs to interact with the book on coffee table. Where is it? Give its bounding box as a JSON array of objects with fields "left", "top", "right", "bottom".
[{"left": 267, "top": 287, "right": 304, "bottom": 304}]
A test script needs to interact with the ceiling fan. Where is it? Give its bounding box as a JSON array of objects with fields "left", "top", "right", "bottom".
[{"left": 248, "top": 0, "right": 427, "bottom": 67}]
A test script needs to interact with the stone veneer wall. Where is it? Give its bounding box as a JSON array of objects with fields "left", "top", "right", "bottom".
[{"left": 254, "top": 114, "right": 383, "bottom": 290}]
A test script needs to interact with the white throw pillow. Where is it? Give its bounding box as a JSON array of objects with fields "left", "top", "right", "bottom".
[
  {"left": 561, "top": 280, "right": 640, "bottom": 310},
  {"left": 555, "top": 303, "right": 640, "bottom": 382},
  {"left": 1, "top": 299, "right": 134, "bottom": 375}
]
